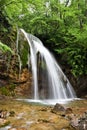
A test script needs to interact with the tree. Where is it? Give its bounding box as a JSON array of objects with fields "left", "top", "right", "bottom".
[{"left": 0, "top": 0, "right": 87, "bottom": 77}]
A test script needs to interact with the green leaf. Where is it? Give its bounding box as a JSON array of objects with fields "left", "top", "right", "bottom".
[{"left": 0, "top": 41, "right": 13, "bottom": 54}]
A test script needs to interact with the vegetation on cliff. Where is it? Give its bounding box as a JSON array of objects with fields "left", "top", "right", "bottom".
[
  {"left": 0, "top": 0, "right": 87, "bottom": 97},
  {"left": 0, "top": 0, "right": 87, "bottom": 77}
]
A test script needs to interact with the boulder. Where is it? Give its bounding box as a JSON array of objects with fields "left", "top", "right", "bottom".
[{"left": 51, "top": 103, "right": 65, "bottom": 113}]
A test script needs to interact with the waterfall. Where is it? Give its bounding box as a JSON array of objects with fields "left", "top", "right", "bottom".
[{"left": 17, "top": 29, "right": 77, "bottom": 103}]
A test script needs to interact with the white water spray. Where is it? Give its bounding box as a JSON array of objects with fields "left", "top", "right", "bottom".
[{"left": 17, "top": 29, "right": 77, "bottom": 102}]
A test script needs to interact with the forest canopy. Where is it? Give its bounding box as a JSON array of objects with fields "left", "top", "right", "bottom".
[{"left": 0, "top": 0, "right": 87, "bottom": 77}]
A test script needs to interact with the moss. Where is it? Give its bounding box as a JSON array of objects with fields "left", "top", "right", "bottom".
[
  {"left": 21, "top": 47, "right": 29, "bottom": 67},
  {"left": 0, "top": 87, "right": 10, "bottom": 96},
  {"left": 0, "top": 83, "right": 16, "bottom": 96},
  {"left": 18, "top": 39, "right": 30, "bottom": 67}
]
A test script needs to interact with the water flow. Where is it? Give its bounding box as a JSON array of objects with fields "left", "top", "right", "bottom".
[{"left": 17, "top": 29, "right": 77, "bottom": 100}]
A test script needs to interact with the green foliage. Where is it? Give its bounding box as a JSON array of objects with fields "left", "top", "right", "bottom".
[
  {"left": 0, "top": 0, "right": 87, "bottom": 77},
  {"left": 20, "top": 46, "right": 29, "bottom": 67},
  {"left": 66, "top": 46, "right": 87, "bottom": 77},
  {"left": 0, "top": 41, "right": 13, "bottom": 54}
]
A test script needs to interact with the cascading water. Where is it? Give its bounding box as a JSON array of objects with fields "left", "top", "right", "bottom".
[{"left": 17, "top": 29, "right": 77, "bottom": 104}]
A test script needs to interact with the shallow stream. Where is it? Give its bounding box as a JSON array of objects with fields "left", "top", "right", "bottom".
[{"left": 0, "top": 98, "right": 87, "bottom": 130}]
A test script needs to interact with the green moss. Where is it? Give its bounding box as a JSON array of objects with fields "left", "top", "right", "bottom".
[
  {"left": 18, "top": 39, "right": 30, "bottom": 67},
  {"left": 0, "top": 87, "right": 10, "bottom": 96},
  {"left": 0, "top": 83, "right": 16, "bottom": 96},
  {"left": 21, "top": 47, "right": 29, "bottom": 67}
]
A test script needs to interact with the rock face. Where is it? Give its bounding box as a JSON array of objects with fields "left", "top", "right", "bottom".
[
  {"left": 0, "top": 51, "right": 87, "bottom": 99},
  {"left": 76, "top": 76, "right": 87, "bottom": 98},
  {"left": 67, "top": 73, "right": 87, "bottom": 98}
]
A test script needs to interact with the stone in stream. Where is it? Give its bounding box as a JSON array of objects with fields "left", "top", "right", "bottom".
[
  {"left": 69, "top": 111, "right": 87, "bottom": 130},
  {"left": 0, "top": 110, "right": 10, "bottom": 118},
  {"left": 78, "top": 111, "right": 87, "bottom": 130},
  {"left": 70, "top": 114, "right": 79, "bottom": 128},
  {"left": 65, "top": 108, "right": 73, "bottom": 114},
  {"left": 51, "top": 103, "right": 65, "bottom": 113},
  {"left": 51, "top": 103, "right": 73, "bottom": 114},
  {"left": 0, "top": 118, "right": 7, "bottom": 125}
]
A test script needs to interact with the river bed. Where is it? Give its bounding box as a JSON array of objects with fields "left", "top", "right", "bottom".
[{"left": 0, "top": 97, "right": 87, "bottom": 130}]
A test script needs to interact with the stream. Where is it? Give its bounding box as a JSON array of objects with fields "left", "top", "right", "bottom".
[{"left": 0, "top": 97, "right": 87, "bottom": 130}]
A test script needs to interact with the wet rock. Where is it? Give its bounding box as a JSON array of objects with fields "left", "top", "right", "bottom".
[
  {"left": 78, "top": 120, "right": 87, "bottom": 130},
  {"left": 0, "top": 119, "right": 10, "bottom": 128},
  {"left": 0, "top": 110, "right": 11, "bottom": 128},
  {"left": 0, "top": 118, "right": 7, "bottom": 125},
  {"left": 0, "top": 109, "right": 15, "bottom": 119},
  {"left": 51, "top": 103, "right": 65, "bottom": 113},
  {"left": 65, "top": 107, "right": 73, "bottom": 114},
  {"left": 78, "top": 111, "right": 87, "bottom": 130},
  {"left": 69, "top": 111, "right": 87, "bottom": 130},
  {"left": 0, "top": 110, "right": 10, "bottom": 119},
  {"left": 70, "top": 115, "right": 79, "bottom": 128}
]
